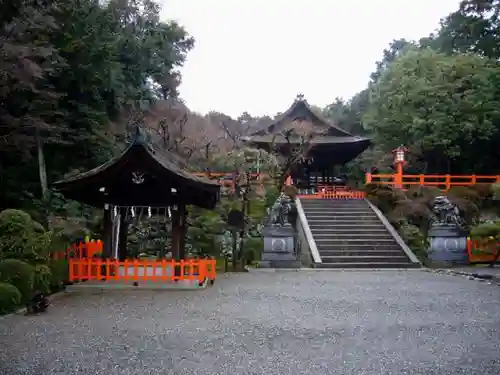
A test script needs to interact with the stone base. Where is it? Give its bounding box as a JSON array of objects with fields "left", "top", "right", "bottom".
[{"left": 259, "top": 260, "right": 301, "bottom": 269}]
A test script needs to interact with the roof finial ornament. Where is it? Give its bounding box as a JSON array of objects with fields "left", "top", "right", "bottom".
[
  {"left": 296, "top": 93, "right": 305, "bottom": 101},
  {"left": 132, "top": 125, "right": 147, "bottom": 145}
]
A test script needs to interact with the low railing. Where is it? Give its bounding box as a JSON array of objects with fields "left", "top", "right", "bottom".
[
  {"left": 52, "top": 240, "right": 103, "bottom": 260},
  {"left": 297, "top": 185, "right": 366, "bottom": 200},
  {"left": 467, "top": 239, "right": 500, "bottom": 264},
  {"left": 366, "top": 173, "right": 500, "bottom": 191},
  {"left": 68, "top": 258, "right": 217, "bottom": 283}
]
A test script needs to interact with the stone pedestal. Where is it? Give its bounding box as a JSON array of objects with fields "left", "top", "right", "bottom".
[
  {"left": 259, "top": 225, "right": 300, "bottom": 268},
  {"left": 426, "top": 225, "right": 469, "bottom": 266}
]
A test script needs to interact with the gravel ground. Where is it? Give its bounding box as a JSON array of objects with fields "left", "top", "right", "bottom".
[{"left": 1, "top": 270, "right": 500, "bottom": 375}]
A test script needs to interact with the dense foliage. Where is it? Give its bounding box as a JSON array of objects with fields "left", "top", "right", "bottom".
[{"left": 3, "top": 0, "right": 500, "bottom": 310}]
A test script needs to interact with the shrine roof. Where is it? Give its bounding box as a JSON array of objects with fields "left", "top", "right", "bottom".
[
  {"left": 52, "top": 127, "right": 220, "bottom": 209},
  {"left": 248, "top": 94, "right": 356, "bottom": 138}
]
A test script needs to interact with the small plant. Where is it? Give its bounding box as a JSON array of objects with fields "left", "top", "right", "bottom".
[
  {"left": 447, "top": 186, "right": 480, "bottom": 204},
  {"left": 0, "top": 259, "right": 35, "bottom": 303},
  {"left": 34, "top": 264, "right": 52, "bottom": 293},
  {"left": 0, "top": 282, "right": 22, "bottom": 314},
  {"left": 470, "top": 222, "right": 500, "bottom": 240},
  {"left": 469, "top": 183, "right": 493, "bottom": 199},
  {"left": 492, "top": 183, "right": 500, "bottom": 200},
  {"left": 0, "top": 209, "right": 51, "bottom": 262},
  {"left": 398, "top": 223, "right": 428, "bottom": 259}
]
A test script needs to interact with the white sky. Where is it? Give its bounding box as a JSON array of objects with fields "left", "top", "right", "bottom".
[{"left": 161, "top": 0, "right": 460, "bottom": 118}]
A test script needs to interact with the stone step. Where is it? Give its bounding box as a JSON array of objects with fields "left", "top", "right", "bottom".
[
  {"left": 300, "top": 200, "right": 367, "bottom": 205},
  {"left": 315, "top": 262, "right": 420, "bottom": 269},
  {"left": 320, "top": 255, "right": 410, "bottom": 263},
  {"left": 303, "top": 210, "right": 373, "bottom": 214},
  {"left": 317, "top": 243, "right": 403, "bottom": 251},
  {"left": 308, "top": 223, "right": 386, "bottom": 229},
  {"left": 309, "top": 228, "right": 388, "bottom": 234},
  {"left": 311, "top": 232, "right": 393, "bottom": 238},
  {"left": 319, "top": 249, "right": 405, "bottom": 257},
  {"left": 305, "top": 216, "right": 379, "bottom": 222}
]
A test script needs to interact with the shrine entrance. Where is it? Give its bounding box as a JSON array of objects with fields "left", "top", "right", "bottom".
[{"left": 52, "top": 128, "right": 220, "bottom": 287}]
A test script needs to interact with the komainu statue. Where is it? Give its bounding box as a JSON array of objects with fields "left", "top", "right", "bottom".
[
  {"left": 266, "top": 193, "right": 296, "bottom": 227},
  {"left": 429, "top": 196, "right": 466, "bottom": 228}
]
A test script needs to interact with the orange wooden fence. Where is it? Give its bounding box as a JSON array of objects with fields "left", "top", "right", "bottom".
[
  {"left": 52, "top": 240, "right": 103, "bottom": 260},
  {"left": 68, "top": 258, "right": 217, "bottom": 283},
  {"left": 298, "top": 186, "right": 366, "bottom": 200},
  {"left": 467, "top": 239, "right": 500, "bottom": 264},
  {"left": 366, "top": 173, "right": 500, "bottom": 191}
]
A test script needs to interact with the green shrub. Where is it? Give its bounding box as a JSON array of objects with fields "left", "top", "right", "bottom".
[
  {"left": 398, "top": 224, "right": 427, "bottom": 259},
  {"left": 368, "top": 187, "right": 406, "bottom": 214},
  {"left": 469, "top": 184, "right": 493, "bottom": 199},
  {"left": 406, "top": 186, "right": 441, "bottom": 207},
  {"left": 49, "top": 259, "right": 69, "bottom": 291},
  {"left": 34, "top": 264, "right": 52, "bottom": 293},
  {"left": 448, "top": 196, "right": 480, "bottom": 226},
  {"left": 363, "top": 183, "right": 379, "bottom": 196},
  {"left": 390, "top": 200, "right": 432, "bottom": 233},
  {"left": 470, "top": 222, "right": 500, "bottom": 240},
  {"left": 0, "top": 259, "right": 35, "bottom": 303},
  {"left": 0, "top": 209, "right": 51, "bottom": 262},
  {"left": 0, "top": 282, "right": 22, "bottom": 314},
  {"left": 492, "top": 183, "right": 500, "bottom": 200},
  {"left": 447, "top": 187, "right": 480, "bottom": 204}
]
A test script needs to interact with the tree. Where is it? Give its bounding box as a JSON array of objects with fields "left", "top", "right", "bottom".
[
  {"left": 422, "top": 0, "right": 500, "bottom": 58},
  {"left": 363, "top": 47, "right": 500, "bottom": 173}
]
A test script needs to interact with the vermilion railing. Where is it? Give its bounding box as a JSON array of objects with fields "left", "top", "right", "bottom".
[
  {"left": 52, "top": 240, "right": 103, "bottom": 260},
  {"left": 467, "top": 239, "right": 500, "bottom": 264},
  {"left": 68, "top": 258, "right": 217, "bottom": 283},
  {"left": 297, "top": 185, "right": 366, "bottom": 200},
  {"left": 366, "top": 173, "right": 500, "bottom": 191}
]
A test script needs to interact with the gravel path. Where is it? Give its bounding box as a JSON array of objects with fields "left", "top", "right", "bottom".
[{"left": 1, "top": 270, "right": 500, "bottom": 375}]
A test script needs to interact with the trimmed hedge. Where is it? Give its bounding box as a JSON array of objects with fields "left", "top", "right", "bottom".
[
  {"left": 0, "top": 259, "right": 35, "bottom": 303},
  {"left": 0, "top": 282, "right": 22, "bottom": 314}
]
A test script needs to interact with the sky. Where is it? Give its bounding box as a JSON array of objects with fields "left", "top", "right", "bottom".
[{"left": 161, "top": 0, "right": 461, "bottom": 118}]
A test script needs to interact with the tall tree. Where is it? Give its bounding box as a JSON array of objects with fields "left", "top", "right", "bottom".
[
  {"left": 423, "top": 0, "right": 500, "bottom": 58},
  {"left": 363, "top": 47, "right": 500, "bottom": 173}
]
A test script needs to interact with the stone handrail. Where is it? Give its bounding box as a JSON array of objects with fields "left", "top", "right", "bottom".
[{"left": 295, "top": 198, "right": 322, "bottom": 264}]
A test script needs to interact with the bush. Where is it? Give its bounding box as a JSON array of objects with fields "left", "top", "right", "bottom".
[
  {"left": 390, "top": 200, "right": 432, "bottom": 233},
  {"left": 469, "top": 184, "right": 493, "bottom": 199},
  {"left": 492, "top": 183, "right": 500, "bottom": 200},
  {"left": 0, "top": 282, "right": 22, "bottom": 314},
  {"left": 363, "top": 183, "right": 379, "bottom": 196},
  {"left": 0, "top": 259, "right": 35, "bottom": 303},
  {"left": 398, "top": 223, "right": 427, "bottom": 260},
  {"left": 34, "top": 264, "right": 52, "bottom": 293},
  {"left": 406, "top": 186, "right": 441, "bottom": 207},
  {"left": 368, "top": 187, "right": 406, "bottom": 214},
  {"left": 470, "top": 222, "right": 500, "bottom": 240},
  {"left": 447, "top": 196, "right": 480, "bottom": 226},
  {"left": 447, "top": 187, "right": 480, "bottom": 204},
  {"left": 0, "top": 209, "right": 51, "bottom": 262},
  {"left": 49, "top": 259, "right": 69, "bottom": 291}
]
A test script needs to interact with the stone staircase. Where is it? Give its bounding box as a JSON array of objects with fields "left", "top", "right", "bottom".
[{"left": 299, "top": 199, "right": 420, "bottom": 268}]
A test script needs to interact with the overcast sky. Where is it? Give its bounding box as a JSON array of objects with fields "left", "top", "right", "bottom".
[{"left": 161, "top": 0, "right": 460, "bottom": 118}]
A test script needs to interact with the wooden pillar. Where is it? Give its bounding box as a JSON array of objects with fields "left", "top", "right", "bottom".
[
  {"left": 171, "top": 207, "right": 181, "bottom": 261},
  {"left": 117, "top": 209, "right": 128, "bottom": 261},
  {"left": 179, "top": 204, "right": 187, "bottom": 260},
  {"left": 102, "top": 204, "right": 113, "bottom": 258}
]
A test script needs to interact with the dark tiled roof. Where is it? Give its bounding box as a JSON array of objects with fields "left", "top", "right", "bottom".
[{"left": 250, "top": 94, "right": 354, "bottom": 138}]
